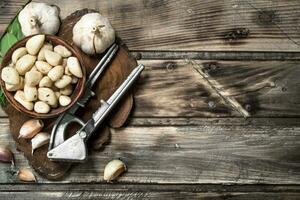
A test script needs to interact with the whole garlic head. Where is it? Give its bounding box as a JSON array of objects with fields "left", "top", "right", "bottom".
[
  {"left": 73, "top": 13, "right": 115, "bottom": 55},
  {"left": 18, "top": 2, "right": 60, "bottom": 36}
]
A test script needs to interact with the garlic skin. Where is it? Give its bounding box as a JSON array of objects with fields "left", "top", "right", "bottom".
[
  {"left": 19, "top": 119, "right": 44, "bottom": 139},
  {"left": 0, "top": 146, "right": 14, "bottom": 165},
  {"left": 18, "top": 168, "right": 36, "bottom": 182},
  {"left": 18, "top": 2, "right": 60, "bottom": 36},
  {"left": 103, "top": 159, "right": 127, "bottom": 182},
  {"left": 73, "top": 13, "right": 115, "bottom": 55},
  {"left": 31, "top": 132, "right": 50, "bottom": 154}
]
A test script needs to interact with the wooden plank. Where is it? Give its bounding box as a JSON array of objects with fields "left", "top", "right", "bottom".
[
  {"left": 0, "top": 0, "right": 28, "bottom": 37},
  {"left": 19, "top": 0, "right": 300, "bottom": 52},
  {"left": 0, "top": 191, "right": 299, "bottom": 200},
  {"left": 0, "top": 118, "right": 299, "bottom": 184},
  {"left": 3, "top": 0, "right": 300, "bottom": 51},
  {"left": 131, "top": 60, "right": 300, "bottom": 117},
  {"left": 1, "top": 59, "right": 300, "bottom": 118}
]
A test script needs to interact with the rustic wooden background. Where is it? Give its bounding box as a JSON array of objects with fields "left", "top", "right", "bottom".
[{"left": 0, "top": 0, "right": 300, "bottom": 199}]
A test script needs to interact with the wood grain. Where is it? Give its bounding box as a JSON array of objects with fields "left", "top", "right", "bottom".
[
  {"left": 0, "top": 118, "right": 299, "bottom": 184},
  {"left": 0, "top": 191, "right": 299, "bottom": 200},
  {"left": 0, "top": 59, "right": 299, "bottom": 118},
  {"left": 131, "top": 60, "right": 300, "bottom": 117},
  {"left": 9, "top": 0, "right": 297, "bottom": 52}
]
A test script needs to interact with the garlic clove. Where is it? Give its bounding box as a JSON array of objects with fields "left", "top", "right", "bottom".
[
  {"left": 24, "top": 70, "right": 43, "bottom": 87},
  {"left": 19, "top": 119, "right": 44, "bottom": 139},
  {"left": 59, "top": 95, "right": 71, "bottom": 106},
  {"left": 1, "top": 67, "right": 20, "bottom": 85},
  {"left": 54, "top": 75, "right": 72, "bottom": 89},
  {"left": 48, "top": 65, "right": 64, "bottom": 81},
  {"left": 34, "top": 101, "right": 51, "bottom": 114},
  {"left": 60, "top": 84, "right": 73, "bottom": 96},
  {"left": 35, "top": 60, "right": 53, "bottom": 74},
  {"left": 12, "top": 47, "right": 28, "bottom": 64},
  {"left": 16, "top": 54, "right": 36, "bottom": 75},
  {"left": 5, "top": 77, "right": 24, "bottom": 92},
  {"left": 39, "top": 76, "right": 53, "bottom": 88},
  {"left": 0, "top": 146, "right": 14, "bottom": 165},
  {"left": 18, "top": 2, "right": 60, "bottom": 36},
  {"left": 38, "top": 43, "right": 53, "bottom": 61},
  {"left": 38, "top": 87, "right": 57, "bottom": 108},
  {"left": 18, "top": 168, "right": 36, "bottom": 182},
  {"left": 71, "top": 76, "right": 78, "bottom": 84},
  {"left": 103, "top": 159, "right": 127, "bottom": 182},
  {"left": 14, "top": 90, "right": 34, "bottom": 111},
  {"left": 26, "top": 34, "right": 45, "bottom": 55},
  {"left": 54, "top": 45, "right": 72, "bottom": 58},
  {"left": 24, "top": 85, "right": 38, "bottom": 101},
  {"left": 31, "top": 132, "right": 50, "bottom": 154},
  {"left": 44, "top": 50, "right": 62, "bottom": 66},
  {"left": 67, "top": 57, "right": 83, "bottom": 78}
]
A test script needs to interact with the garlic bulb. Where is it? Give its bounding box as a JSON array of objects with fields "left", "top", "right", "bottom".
[
  {"left": 18, "top": 2, "right": 60, "bottom": 36},
  {"left": 73, "top": 13, "right": 115, "bottom": 55}
]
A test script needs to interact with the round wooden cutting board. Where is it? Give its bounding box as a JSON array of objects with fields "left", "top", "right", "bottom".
[{"left": 1, "top": 9, "right": 138, "bottom": 180}]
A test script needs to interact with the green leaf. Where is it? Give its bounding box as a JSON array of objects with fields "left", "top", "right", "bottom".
[
  {"left": 0, "top": 33, "right": 18, "bottom": 56},
  {"left": 7, "top": 17, "right": 23, "bottom": 40}
]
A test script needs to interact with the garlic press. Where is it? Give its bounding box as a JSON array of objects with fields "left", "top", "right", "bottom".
[{"left": 47, "top": 43, "right": 144, "bottom": 162}]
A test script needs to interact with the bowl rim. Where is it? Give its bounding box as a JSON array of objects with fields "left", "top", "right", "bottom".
[{"left": 0, "top": 34, "right": 86, "bottom": 119}]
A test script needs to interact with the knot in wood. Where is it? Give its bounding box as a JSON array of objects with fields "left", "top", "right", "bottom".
[{"left": 224, "top": 28, "right": 250, "bottom": 43}]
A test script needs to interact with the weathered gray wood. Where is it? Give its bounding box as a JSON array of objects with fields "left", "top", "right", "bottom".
[
  {"left": 0, "top": 118, "right": 299, "bottom": 184},
  {"left": 0, "top": 0, "right": 28, "bottom": 37},
  {"left": 2, "top": 0, "right": 300, "bottom": 51},
  {"left": 131, "top": 60, "right": 300, "bottom": 117},
  {"left": 0, "top": 191, "right": 299, "bottom": 200}
]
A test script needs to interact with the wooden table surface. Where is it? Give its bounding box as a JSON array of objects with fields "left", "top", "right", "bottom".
[{"left": 0, "top": 0, "right": 300, "bottom": 199}]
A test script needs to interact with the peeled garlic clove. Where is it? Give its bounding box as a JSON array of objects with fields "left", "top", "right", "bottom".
[
  {"left": 18, "top": 168, "right": 36, "bottom": 182},
  {"left": 71, "top": 76, "right": 78, "bottom": 84},
  {"left": 38, "top": 87, "right": 57, "bottom": 107},
  {"left": 0, "top": 146, "right": 14, "bottom": 164},
  {"left": 54, "top": 45, "right": 72, "bottom": 58},
  {"left": 104, "top": 159, "right": 127, "bottom": 182},
  {"left": 12, "top": 47, "right": 27, "bottom": 64},
  {"left": 60, "top": 84, "right": 73, "bottom": 96},
  {"left": 35, "top": 61, "right": 53, "bottom": 74},
  {"left": 31, "top": 132, "right": 50, "bottom": 154},
  {"left": 39, "top": 76, "right": 53, "bottom": 88},
  {"left": 34, "top": 101, "right": 50, "bottom": 114},
  {"left": 48, "top": 65, "right": 64, "bottom": 81},
  {"left": 14, "top": 90, "right": 34, "bottom": 111},
  {"left": 67, "top": 57, "right": 82, "bottom": 78},
  {"left": 5, "top": 77, "right": 24, "bottom": 91},
  {"left": 19, "top": 119, "right": 44, "bottom": 139},
  {"left": 18, "top": 2, "right": 60, "bottom": 36},
  {"left": 38, "top": 43, "right": 53, "bottom": 61},
  {"left": 26, "top": 34, "right": 45, "bottom": 55},
  {"left": 59, "top": 95, "right": 71, "bottom": 106},
  {"left": 54, "top": 75, "right": 72, "bottom": 89},
  {"left": 16, "top": 54, "right": 36, "bottom": 75},
  {"left": 44, "top": 50, "right": 62, "bottom": 66},
  {"left": 1, "top": 67, "right": 20, "bottom": 85},
  {"left": 24, "top": 85, "right": 38, "bottom": 101},
  {"left": 25, "top": 70, "right": 43, "bottom": 86}
]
